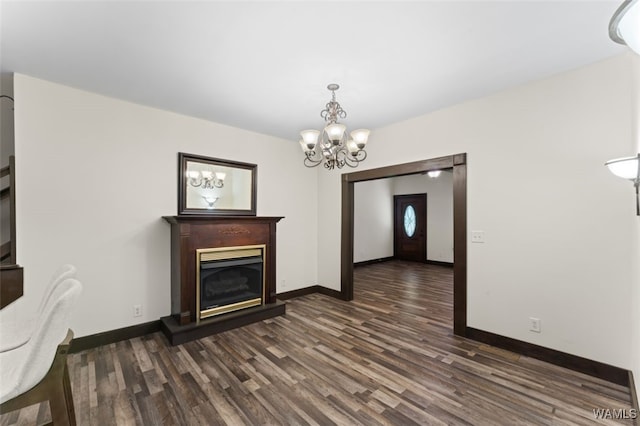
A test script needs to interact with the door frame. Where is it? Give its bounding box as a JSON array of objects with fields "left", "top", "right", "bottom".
[
  {"left": 393, "top": 193, "right": 427, "bottom": 262},
  {"left": 340, "top": 153, "right": 467, "bottom": 336}
]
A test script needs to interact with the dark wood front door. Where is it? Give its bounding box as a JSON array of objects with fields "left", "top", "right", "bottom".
[{"left": 394, "top": 194, "right": 427, "bottom": 262}]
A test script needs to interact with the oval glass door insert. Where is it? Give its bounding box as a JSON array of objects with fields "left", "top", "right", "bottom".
[{"left": 403, "top": 205, "right": 417, "bottom": 237}]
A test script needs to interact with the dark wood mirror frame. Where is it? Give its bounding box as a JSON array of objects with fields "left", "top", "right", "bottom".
[{"left": 178, "top": 152, "right": 257, "bottom": 216}]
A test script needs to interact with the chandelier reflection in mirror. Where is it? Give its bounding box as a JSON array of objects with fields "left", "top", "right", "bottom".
[
  {"left": 299, "top": 84, "right": 370, "bottom": 170},
  {"left": 186, "top": 170, "right": 226, "bottom": 189}
]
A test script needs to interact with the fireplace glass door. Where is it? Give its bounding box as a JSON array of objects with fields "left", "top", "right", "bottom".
[{"left": 197, "top": 246, "right": 265, "bottom": 320}]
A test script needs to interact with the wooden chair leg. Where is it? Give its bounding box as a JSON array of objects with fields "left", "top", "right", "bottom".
[
  {"left": 63, "top": 364, "right": 76, "bottom": 426},
  {"left": 49, "top": 364, "right": 76, "bottom": 425}
]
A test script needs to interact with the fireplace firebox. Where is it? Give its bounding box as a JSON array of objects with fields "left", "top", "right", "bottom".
[{"left": 197, "top": 246, "right": 265, "bottom": 320}]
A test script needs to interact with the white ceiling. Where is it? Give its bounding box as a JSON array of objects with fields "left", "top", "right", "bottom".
[{"left": 0, "top": 1, "right": 626, "bottom": 141}]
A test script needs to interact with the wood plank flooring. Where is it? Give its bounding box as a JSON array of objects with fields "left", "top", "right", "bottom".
[{"left": 1, "top": 260, "right": 634, "bottom": 425}]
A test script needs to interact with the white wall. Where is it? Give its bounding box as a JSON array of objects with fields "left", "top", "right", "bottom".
[
  {"left": 353, "top": 178, "right": 394, "bottom": 263},
  {"left": 353, "top": 172, "right": 453, "bottom": 263},
  {"left": 319, "top": 54, "right": 637, "bottom": 369},
  {"left": 13, "top": 74, "right": 318, "bottom": 337},
  {"left": 393, "top": 172, "right": 453, "bottom": 263}
]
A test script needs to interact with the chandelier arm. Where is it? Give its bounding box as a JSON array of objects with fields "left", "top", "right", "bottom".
[
  {"left": 334, "top": 149, "right": 353, "bottom": 168},
  {"left": 355, "top": 149, "right": 367, "bottom": 162},
  {"left": 304, "top": 159, "right": 323, "bottom": 168},
  {"left": 303, "top": 151, "right": 324, "bottom": 168},
  {"left": 343, "top": 154, "right": 360, "bottom": 168},
  {"left": 338, "top": 148, "right": 367, "bottom": 168}
]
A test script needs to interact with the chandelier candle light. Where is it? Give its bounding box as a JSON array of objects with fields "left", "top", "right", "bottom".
[{"left": 299, "top": 84, "right": 370, "bottom": 170}]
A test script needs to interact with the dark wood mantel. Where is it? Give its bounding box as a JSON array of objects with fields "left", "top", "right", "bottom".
[{"left": 161, "top": 215, "right": 284, "bottom": 344}]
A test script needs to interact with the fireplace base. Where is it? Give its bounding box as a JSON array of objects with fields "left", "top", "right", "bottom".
[{"left": 160, "top": 299, "right": 285, "bottom": 345}]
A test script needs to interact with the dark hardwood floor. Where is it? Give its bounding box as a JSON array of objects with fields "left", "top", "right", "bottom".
[{"left": 1, "top": 261, "right": 634, "bottom": 425}]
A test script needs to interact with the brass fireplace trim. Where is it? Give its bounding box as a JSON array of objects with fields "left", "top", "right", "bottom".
[
  {"left": 195, "top": 244, "right": 266, "bottom": 323},
  {"left": 200, "top": 297, "right": 262, "bottom": 319},
  {"left": 200, "top": 248, "right": 262, "bottom": 262}
]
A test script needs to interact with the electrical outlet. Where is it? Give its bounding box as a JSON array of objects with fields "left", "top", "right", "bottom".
[
  {"left": 529, "top": 317, "right": 541, "bottom": 333},
  {"left": 471, "top": 231, "right": 485, "bottom": 243},
  {"left": 133, "top": 304, "right": 142, "bottom": 317}
]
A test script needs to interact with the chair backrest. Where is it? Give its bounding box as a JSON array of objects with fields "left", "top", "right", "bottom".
[
  {"left": 36, "top": 264, "right": 77, "bottom": 314},
  {"left": 12, "top": 278, "right": 82, "bottom": 399}
]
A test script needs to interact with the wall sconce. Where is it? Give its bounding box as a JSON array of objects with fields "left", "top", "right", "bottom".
[
  {"left": 606, "top": 1, "right": 639, "bottom": 215},
  {"left": 605, "top": 154, "right": 640, "bottom": 215},
  {"left": 609, "top": 0, "right": 639, "bottom": 55}
]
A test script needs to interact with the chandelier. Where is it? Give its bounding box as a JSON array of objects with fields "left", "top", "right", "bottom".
[
  {"left": 299, "top": 84, "right": 370, "bottom": 170},
  {"left": 186, "top": 170, "right": 226, "bottom": 189}
]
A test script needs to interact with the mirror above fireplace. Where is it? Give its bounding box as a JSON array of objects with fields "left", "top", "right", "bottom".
[{"left": 178, "top": 152, "right": 257, "bottom": 216}]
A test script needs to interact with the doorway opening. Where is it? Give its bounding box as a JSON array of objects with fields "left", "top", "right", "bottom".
[{"left": 340, "top": 154, "right": 467, "bottom": 336}]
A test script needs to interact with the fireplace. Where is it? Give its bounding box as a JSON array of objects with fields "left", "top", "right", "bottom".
[
  {"left": 161, "top": 215, "right": 285, "bottom": 345},
  {"left": 197, "top": 246, "right": 265, "bottom": 320}
]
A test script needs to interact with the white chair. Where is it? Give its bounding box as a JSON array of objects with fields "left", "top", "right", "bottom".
[
  {"left": 0, "top": 264, "right": 76, "bottom": 352},
  {"left": 0, "top": 278, "right": 82, "bottom": 425}
]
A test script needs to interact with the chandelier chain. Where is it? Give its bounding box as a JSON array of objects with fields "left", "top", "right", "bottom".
[{"left": 320, "top": 91, "right": 347, "bottom": 124}]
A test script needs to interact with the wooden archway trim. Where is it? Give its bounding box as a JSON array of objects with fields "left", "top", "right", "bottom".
[{"left": 340, "top": 153, "right": 467, "bottom": 336}]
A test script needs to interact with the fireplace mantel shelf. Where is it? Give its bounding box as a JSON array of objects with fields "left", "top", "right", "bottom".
[
  {"left": 163, "top": 215, "right": 284, "bottom": 224},
  {"left": 161, "top": 214, "right": 285, "bottom": 345}
]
